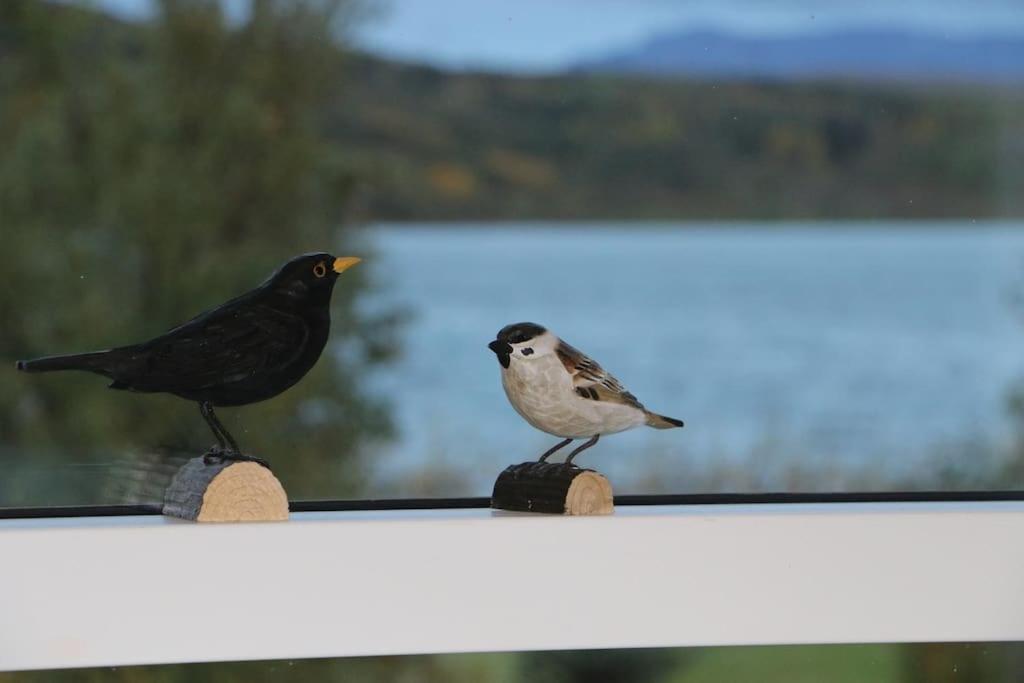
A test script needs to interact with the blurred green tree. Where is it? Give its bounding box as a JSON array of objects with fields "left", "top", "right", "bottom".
[{"left": 0, "top": 0, "right": 399, "bottom": 504}]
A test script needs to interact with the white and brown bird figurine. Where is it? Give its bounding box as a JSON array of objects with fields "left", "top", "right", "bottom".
[{"left": 488, "top": 322, "right": 683, "bottom": 465}]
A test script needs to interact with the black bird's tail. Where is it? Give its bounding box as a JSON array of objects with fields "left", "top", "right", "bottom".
[{"left": 16, "top": 351, "right": 113, "bottom": 376}]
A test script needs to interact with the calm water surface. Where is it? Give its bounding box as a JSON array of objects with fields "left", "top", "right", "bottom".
[{"left": 363, "top": 221, "right": 1024, "bottom": 491}]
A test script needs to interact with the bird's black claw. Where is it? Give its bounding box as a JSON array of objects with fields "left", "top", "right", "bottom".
[
  {"left": 203, "top": 446, "right": 225, "bottom": 466},
  {"left": 225, "top": 451, "right": 270, "bottom": 469},
  {"left": 201, "top": 448, "right": 270, "bottom": 470},
  {"left": 240, "top": 454, "right": 271, "bottom": 469}
]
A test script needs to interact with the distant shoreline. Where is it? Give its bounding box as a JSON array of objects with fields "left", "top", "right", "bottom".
[{"left": 362, "top": 218, "right": 1024, "bottom": 231}]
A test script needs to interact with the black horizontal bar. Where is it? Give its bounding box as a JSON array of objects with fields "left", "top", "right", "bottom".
[
  {"left": 290, "top": 497, "right": 489, "bottom": 512},
  {"left": 2, "top": 490, "right": 1023, "bottom": 520},
  {"left": 0, "top": 503, "right": 165, "bottom": 519},
  {"left": 614, "top": 490, "right": 1024, "bottom": 505}
]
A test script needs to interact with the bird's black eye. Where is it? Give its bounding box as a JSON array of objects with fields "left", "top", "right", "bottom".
[
  {"left": 521, "top": 347, "right": 534, "bottom": 356},
  {"left": 313, "top": 262, "right": 327, "bottom": 278}
]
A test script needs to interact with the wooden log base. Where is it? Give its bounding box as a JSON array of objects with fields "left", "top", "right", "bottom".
[
  {"left": 491, "top": 461, "right": 614, "bottom": 515},
  {"left": 162, "top": 456, "right": 289, "bottom": 522}
]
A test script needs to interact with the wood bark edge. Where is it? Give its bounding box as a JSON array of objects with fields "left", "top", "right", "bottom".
[
  {"left": 491, "top": 461, "right": 614, "bottom": 515},
  {"left": 163, "top": 457, "right": 288, "bottom": 522}
]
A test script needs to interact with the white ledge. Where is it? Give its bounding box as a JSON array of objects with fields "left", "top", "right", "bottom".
[{"left": 2, "top": 501, "right": 1024, "bottom": 671}]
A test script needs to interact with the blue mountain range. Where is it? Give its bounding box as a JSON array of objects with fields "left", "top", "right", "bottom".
[{"left": 578, "top": 28, "right": 1024, "bottom": 83}]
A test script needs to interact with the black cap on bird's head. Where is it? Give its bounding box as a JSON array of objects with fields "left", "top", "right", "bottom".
[
  {"left": 488, "top": 322, "right": 547, "bottom": 369},
  {"left": 268, "top": 252, "right": 361, "bottom": 302}
]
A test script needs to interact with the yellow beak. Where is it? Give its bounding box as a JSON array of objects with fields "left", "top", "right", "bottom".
[{"left": 332, "top": 256, "right": 362, "bottom": 274}]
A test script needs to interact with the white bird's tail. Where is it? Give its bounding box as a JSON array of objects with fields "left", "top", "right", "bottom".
[{"left": 645, "top": 411, "right": 684, "bottom": 429}]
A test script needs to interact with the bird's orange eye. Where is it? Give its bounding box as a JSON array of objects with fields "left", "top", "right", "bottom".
[{"left": 313, "top": 262, "right": 327, "bottom": 278}]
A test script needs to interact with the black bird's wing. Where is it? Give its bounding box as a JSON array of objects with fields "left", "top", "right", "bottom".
[{"left": 111, "top": 302, "right": 310, "bottom": 396}]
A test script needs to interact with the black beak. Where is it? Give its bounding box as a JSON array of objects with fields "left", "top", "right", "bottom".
[{"left": 488, "top": 340, "right": 512, "bottom": 369}]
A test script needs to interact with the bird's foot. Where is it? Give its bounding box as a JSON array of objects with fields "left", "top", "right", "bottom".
[
  {"left": 230, "top": 453, "right": 271, "bottom": 469},
  {"left": 203, "top": 447, "right": 270, "bottom": 470},
  {"left": 202, "top": 446, "right": 225, "bottom": 466}
]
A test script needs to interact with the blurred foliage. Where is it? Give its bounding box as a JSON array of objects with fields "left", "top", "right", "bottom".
[
  {"left": 335, "top": 57, "right": 1024, "bottom": 221},
  {"left": 0, "top": 0, "right": 401, "bottom": 504},
  {"left": 520, "top": 648, "right": 681, "bottom": 683},
  {"left": 4, "top": 643, "right": 1024, "bottom": 683}
]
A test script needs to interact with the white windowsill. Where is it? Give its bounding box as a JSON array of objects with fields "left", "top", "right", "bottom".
[{"left": 2, "top": 500, "right": 1023, "bottom": 671}]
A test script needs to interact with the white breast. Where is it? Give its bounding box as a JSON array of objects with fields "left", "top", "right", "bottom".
[{"left": 500, "top": 354, "right": 646, "bottom": 438}]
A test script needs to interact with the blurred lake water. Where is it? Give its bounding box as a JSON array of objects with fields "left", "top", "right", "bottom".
[{"left": 363, "top": 221, "right": 1024, "bottom": 493}]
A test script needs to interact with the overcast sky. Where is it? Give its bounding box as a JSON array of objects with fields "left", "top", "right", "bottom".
[{"left": 94, "top": 0, "right": 1024, "bottom": 72}]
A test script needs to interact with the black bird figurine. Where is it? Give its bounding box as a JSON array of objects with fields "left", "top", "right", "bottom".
[{"left": 16, "top": 252, "right": 361, "bottom": 465}]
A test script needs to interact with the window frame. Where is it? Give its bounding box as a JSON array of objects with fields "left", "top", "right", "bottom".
[{"left": 1, "top": 494, "right": 1022, "bottom": 672}]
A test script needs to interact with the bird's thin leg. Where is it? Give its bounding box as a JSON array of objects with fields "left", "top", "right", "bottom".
[
  {"left": 564, "top": 434, "right": 600, "bottom": 467},
  {"left": 205, "top": 405, "right": 241, "bottom": 454},
  {"left": 199, "top": 402, "right": 228, "bottom": 452},
  {"left": 197, "top": 403, "right": 270, "bottom": 466},
  {"left": 537, "top": 437, "right": 573, "bottom": 463}
]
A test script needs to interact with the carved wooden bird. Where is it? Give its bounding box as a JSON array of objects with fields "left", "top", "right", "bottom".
[
  {"left": 488, "top": 322, "right": 683, "bottom": 465},
  {"left": 16, "top": 253, "right": 361, "bottom": 465}
]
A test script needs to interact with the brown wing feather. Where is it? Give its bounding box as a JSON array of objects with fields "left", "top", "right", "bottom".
[{"left": 556, "top": 341, "right": 645, "bottom": 410}]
